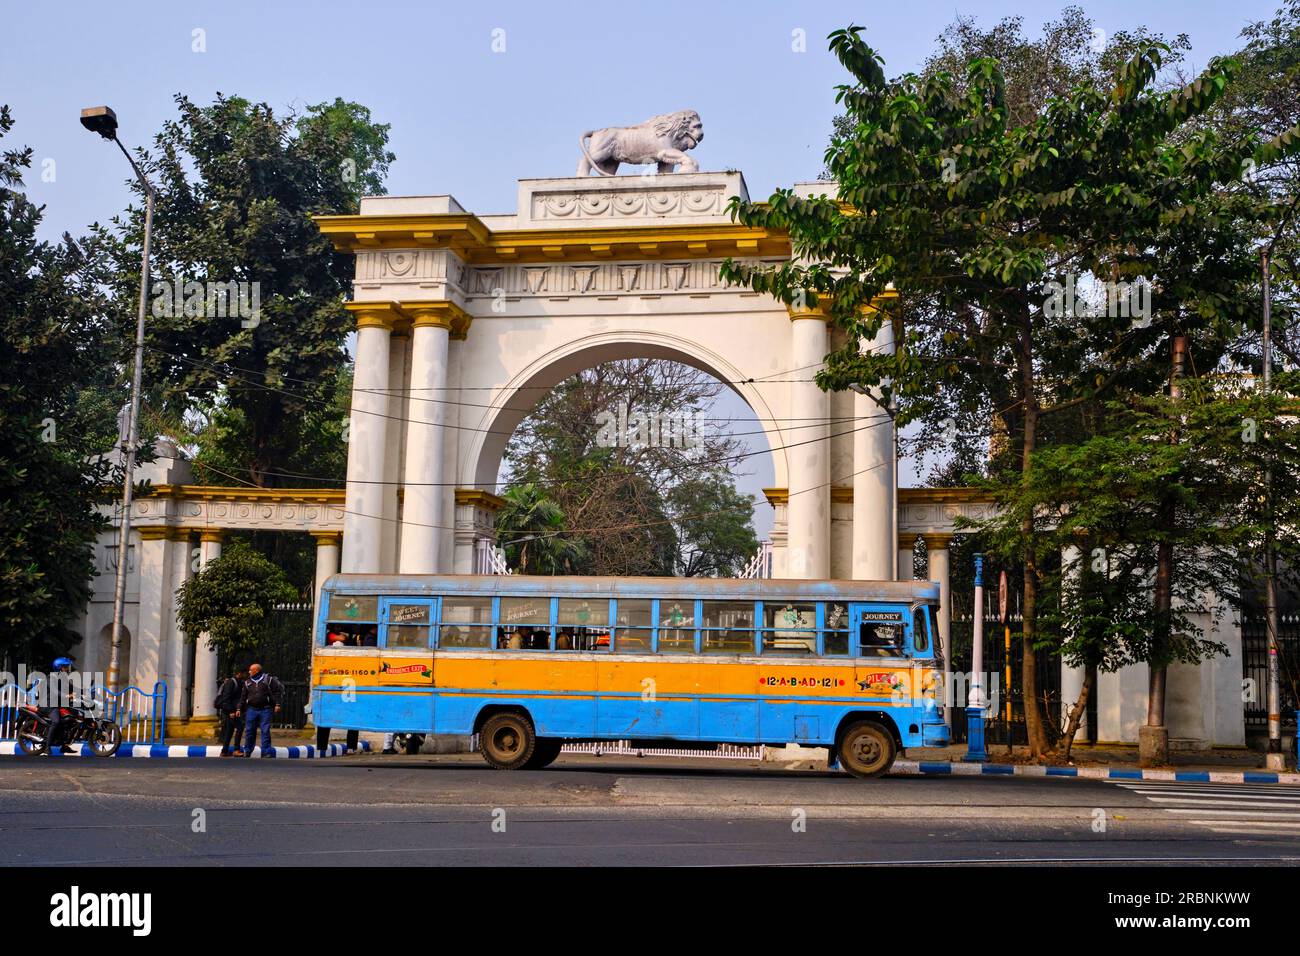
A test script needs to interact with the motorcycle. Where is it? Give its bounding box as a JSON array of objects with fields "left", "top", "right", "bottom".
[{"left": 14, "top": 698, "right": 123, "bottom": 757}]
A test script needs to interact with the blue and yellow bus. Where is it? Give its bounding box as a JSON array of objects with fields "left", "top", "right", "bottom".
[{"left": 311, "top": 574, "right": 948, "bottom": 777}]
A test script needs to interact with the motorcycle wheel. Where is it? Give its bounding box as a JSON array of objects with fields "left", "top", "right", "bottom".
[
  {"left": 15, "top": 715, "right": 48, "bottom": 756},
  {"left": 90, "top": 720, "right": 122, "bottom": 757}
]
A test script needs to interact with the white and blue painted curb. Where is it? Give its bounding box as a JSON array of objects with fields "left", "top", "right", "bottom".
[
  {"left": 892, "top": 758, "right": 1300, "bottom": 785},
  {"left": 0, "top": 741, "right": 372, "bottom": 759}
]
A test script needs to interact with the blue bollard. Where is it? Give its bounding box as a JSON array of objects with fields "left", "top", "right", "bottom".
[{"left": 963, "top": 705, "right": 987, "bottom": 762}]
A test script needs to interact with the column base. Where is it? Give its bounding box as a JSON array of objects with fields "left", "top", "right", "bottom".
[{"left": 166, "top": 716, "right": 219, "bottom": 740}]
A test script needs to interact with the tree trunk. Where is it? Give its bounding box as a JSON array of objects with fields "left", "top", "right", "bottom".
[{"left": 1060, "top": 667, "right": 1095, "bottom": 762}]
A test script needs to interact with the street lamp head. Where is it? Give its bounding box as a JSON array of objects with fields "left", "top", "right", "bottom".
[{"left": 79, "top": 105, "right": 118, "bottom": 140}]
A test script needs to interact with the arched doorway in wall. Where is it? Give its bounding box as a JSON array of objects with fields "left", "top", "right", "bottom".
[{"left": 464, "top": 337, "right": 784, "bottom": 577}]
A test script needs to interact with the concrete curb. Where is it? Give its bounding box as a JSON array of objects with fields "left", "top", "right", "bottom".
[
  {"left": 0, "top": 741, "right": 373, "bottom": 759},
  {"left": 891, "top": 758, "right": 1300, "bottom": 785}
]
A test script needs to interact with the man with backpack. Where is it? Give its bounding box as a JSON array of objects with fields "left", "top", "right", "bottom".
[
  {"left": 237, "top": 662, "right": 283, "bottom": 758},
  {"left": 216, "top": 666, "right": 247, "bottom": 757}
]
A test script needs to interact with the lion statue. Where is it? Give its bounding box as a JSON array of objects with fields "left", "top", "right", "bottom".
[{"left": 577, "top": 110, "right": 704, "bottom": 176}]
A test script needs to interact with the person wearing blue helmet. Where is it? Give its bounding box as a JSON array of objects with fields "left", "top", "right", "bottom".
[{"left": 45, "top": 656, "right": 76, "bottom": 754}]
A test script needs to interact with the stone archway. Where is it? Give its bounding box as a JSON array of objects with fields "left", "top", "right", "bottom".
[{"left": 460, "top": 330, "right": 788, "bottom": 492}]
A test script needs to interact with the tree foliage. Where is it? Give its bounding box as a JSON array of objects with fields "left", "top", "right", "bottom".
[
  {"left": 726, "top": 24, "right": 1300, "bottom": 757},
  {"left": 0, "top": 105, "right": 127, "bottom": 665},
  {"left": 94, "top": 94, "right": 393, "bottom": 488},
  {"left": 175, "top": 538, "right": 298, "bottom": 659}
]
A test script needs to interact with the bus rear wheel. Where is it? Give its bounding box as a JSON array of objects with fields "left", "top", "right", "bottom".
[
  {"left": 479, "top": 712, "right": 536, "bottom": 770},
  {"left": 838, "top": 720, "right": 896, "bottom": 778}
]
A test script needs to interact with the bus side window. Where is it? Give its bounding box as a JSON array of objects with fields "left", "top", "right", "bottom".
[
  {"left": 324, "top": 594, "right": 379, "bottom": 649},
  {"left": 859, "top": 623, "right": 904, "bottom": 658},
  {"left": 823, "top": 602, "right": 850, "bottom": 655},
  {"left": 912, "top": 606, "right": 930, "bottom": 654}
]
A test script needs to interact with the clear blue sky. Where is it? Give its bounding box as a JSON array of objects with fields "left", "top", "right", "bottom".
[{"left": 2, "top": 0, "right": 1281, "bottom": 539}]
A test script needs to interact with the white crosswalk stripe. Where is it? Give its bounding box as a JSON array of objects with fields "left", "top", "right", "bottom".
[{"left": 1113, "top": 780, "right": 1300, "bottom": 835}]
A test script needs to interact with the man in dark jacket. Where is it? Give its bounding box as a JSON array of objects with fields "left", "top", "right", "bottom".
[
  {"left": 237, "top": 663, "right": 283, "bottom": 757},
  {"left": 216, "top": 666, "right": 247, "bottom": 757}
]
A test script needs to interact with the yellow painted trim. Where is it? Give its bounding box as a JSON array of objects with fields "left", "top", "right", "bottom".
[
  {"left": 136, "top": 526, "right": 170, "bottom": 541},
  {"left": 310, "top": 531, "right": 343, "bottom": 546},
  {"left": 455, "top": 488, "right": 506, "bottom": 511},
  {"left": 923, "top": 533, "right": 955, "bottom": 550},
  {"left": 787, "top": 302, "right": 831, "bottom": 322},
  {"left": 898, "top": 487, "right": 995, "bottom": 505},
  {"left": 313, "top": 213, "right": 791, "bottom": 264},
  {"left": 401, "top": 299, "right": 473, "bottom": 338},
  {"left": 147, "top": 485, "right": 345, "bottom": 504},
  {"left": 344, "top": 300, "right": 403, "bottom": 330},
  {"left": 762, "top": 487, "right": 787, "bottom": 506},
  {"left": 830, "top": 486, "right": 853, "bottom": 504},
  {"left": 166, "top": 527, "right": 192, "bottom": 542}
]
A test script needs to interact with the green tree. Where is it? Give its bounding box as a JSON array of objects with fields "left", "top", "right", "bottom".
[
  {"left": 500, "top": 359, "right": 758, "bottom": 577},
  {"left": 724, "top": 27, "right": 1300, "bottom": 757},
  {"left": 175, "top": 539, "right": 298, "bottom": 660},
  {"left": 0, "top": 105, "right": 126, "bottom": 665},
  {"left": 496, "top": 484, "right": 587, "bottom": 575},
  {"left": 95, "top": 94, "right": 393, "bottom": 487}
]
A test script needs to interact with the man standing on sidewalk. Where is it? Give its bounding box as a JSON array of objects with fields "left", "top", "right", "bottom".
[
  {"left": 238, "top": 663, "right": 283, "bottom": 758},
  {"left": 216, "top": 666, "right": 247, "bottom": 757}
]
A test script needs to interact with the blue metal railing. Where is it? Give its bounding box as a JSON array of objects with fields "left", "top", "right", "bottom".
[{"left": 0, "top": 679, "right": 166, "bottom": 745}]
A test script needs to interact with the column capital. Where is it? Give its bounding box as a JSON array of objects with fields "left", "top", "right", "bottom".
[
  {"left": 310, "top": 531, "right": 343, "bottom": 546},
  {"left": 345, "top": 301, "right": 404, "bottom": 331},
  {"left": 786, "top": 302, "right": 831, "bottom": 322},
  {"left": 166, "top": 527, "right": 192, "bottom": 543},
  {"left": 898, "top": 532, "right": 926, "bottom": 550},
  {"left": 137, "top": 526, "right": 170, "bottom": 542},
  {"left": 923, "top": 532, "right": 955, "bottom": 551},
  {"left": 198, "top": 528, "right": 224, "bottom": 544},
  {"left": 401, "top": 299, "right": 472, "bottom": 339}
]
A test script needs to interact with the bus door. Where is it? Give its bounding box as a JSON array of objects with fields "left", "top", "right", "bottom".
[
  {"left": 849, "top": 604, "right": 912, "bottom": 707},
  {"left": 377, "top": 597, "right": 438, "bottom": 732}
]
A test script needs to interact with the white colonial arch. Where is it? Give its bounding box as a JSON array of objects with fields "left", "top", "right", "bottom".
[
  {"left": 460, "top": 329, "right": 789, "bottom": 491},
  {"left": 316, "top": 171, "right": 899, "bottom": 583}
]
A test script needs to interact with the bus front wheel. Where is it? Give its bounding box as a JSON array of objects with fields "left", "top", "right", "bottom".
[
  {"left": 838, "top": 720, "right": 896, "bottom": 778},
  {"left": 479, "top": 712, "right": 537, "bottom": 770}
]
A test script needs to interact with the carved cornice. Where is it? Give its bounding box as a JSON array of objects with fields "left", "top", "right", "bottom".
[
  {"left": 316, "top": 213, "right": 790, "bottom": 264},
  {"left": 455, "top": 488, "right": 506, "bottom": 512}
]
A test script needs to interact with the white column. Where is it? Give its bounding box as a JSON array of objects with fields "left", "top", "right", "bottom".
[
  {"left": 399, "top": 311, "right": 451, "bottom": 573},
  {"left": 898, "top": 543, "right": 913, "bottom": 581},
  {"left": 161, "top": 529, "right": 193, "bottom": 718},
  {"left": 312, "top": 531, "right": 341, "bottom": 621},
  {"left": 381, "top": 328, "right": 409, "bottom": 572},
  {"left": 133, "top": 528, "right": 171, "bottom": 690},
  {"left": 191, "top": 530, "right": 223, "bottom": 720},
  {"left": 342, "top": 306, "right": 395, "bottom": 573},
  {"left": 853, "top": 315, "right": 895, "bottom": 579},
  {"left": 927, "top": 537, "right": 953, "bottom": 728},
  {"left": 786, "top": 308, "right": 830, "bottom": 579}
]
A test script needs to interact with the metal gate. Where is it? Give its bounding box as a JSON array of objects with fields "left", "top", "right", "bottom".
[
  {"left": 1241, "top": 612, "right": 1299, "bottom": 734},
  {"left": 217, "top": 603, "right": 314, "bottom": 729}
]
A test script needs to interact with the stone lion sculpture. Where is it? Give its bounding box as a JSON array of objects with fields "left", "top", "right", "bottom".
[{"left": 577, "top": 110, "right": 704, "bottom": 176}]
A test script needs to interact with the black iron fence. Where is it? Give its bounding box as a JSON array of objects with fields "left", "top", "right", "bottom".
[
  {"left": 217, "top": 603, "right": 314, "bottom": 729},
  {"left": 1240, "top": 613, "right": 1300, "bottom": 733}
]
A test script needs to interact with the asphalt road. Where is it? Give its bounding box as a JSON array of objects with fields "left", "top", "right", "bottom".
[{"left": 2, "top": 753, "right": 1298, "bottom": 866}]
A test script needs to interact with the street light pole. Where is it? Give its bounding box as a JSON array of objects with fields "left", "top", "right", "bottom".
[
  {"left": 81, "top": 106, "right": 155, "bottom": 693},
  {"left": 1262, "top": 250, "right": 1284, "bottom": 770},
  {"left": 963, "top": 553, "right": 987, "bottom": 762}
]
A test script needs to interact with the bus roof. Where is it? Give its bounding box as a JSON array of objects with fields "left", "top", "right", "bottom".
[{"left": 322, "top": 573, "right": 940, "bottom": 603}]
